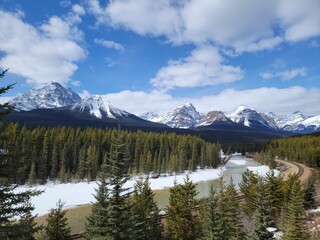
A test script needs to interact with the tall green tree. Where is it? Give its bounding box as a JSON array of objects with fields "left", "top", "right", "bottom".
[
  {"left": 166, "top": 176, "right": 202, "bottom": 240},
  {"left": 0, "top": 68, "right": 42, "bottom": 239},
  {"left": 304, "top": 177, "right": 317, "bottom": 210},
  {"left": 283, "top": 180, "right": 310, "bottom": 240},
  {"left": 252, "top": 177, "right": 274, "bottom": 240},
  {"left": 132, "top": 178, "right": 163, "bottom": 240},
  {"left": 239, "top": 169, "right": 258, "bottom": 215},
  {"left": 45, "top": 200, "right": 71, "bottom": 240},
  {"left": 86, "top": 162, "right": 111, "bottom": 239},
  {"left": 202, "top": 185, "right": 220, "bottom": 240}
]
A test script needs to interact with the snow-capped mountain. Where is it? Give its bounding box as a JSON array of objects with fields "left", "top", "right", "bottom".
[
  {"left": 11, "top": 82, "right": 81, "bottom": 111},
  {"left": 139, "top": 111, "right": 159, "bottom": 121},
  {"left": 149, "top": 103, "right": 203, "bottom": 128},
  {"left": 195, "top": 111, "right": 232, "bottom": 127},
  {"left": 265, "top": 111, "right": 318, "bottom": 133},
  {"left": 302, "top": 114, "right": 320, "bottom": 131},
  {"left": 228, "top": 105, "right": 276, "bottom": 129},
  {"left": 71, "top": 95, "right": 130, "bottom": 119}
]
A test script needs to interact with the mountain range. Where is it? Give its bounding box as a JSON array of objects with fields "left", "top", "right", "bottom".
[{"left": 4, "top": 82, "right": 320, "bottom": 143}]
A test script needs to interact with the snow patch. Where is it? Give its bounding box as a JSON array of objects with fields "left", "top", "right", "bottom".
[
  {"left": 15, "top": 167, "right": 225, "bottom": 216},
  {"left": 247, "top": 166, "right": 279, "bottom": 176},
  {"left": 229, "top": 159, "right": 246, "bottom": 165}
]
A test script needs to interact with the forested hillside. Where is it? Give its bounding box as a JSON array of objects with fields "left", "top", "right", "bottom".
[
  {"left": 0, "top": 123, "right": 221, "bottom": 184},
  {"left": 266, "top": 134, "right": 320, "bottom": 168}
]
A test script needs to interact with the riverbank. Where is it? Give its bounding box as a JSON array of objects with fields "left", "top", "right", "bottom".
[{"left": 16, "top": 167, "right": 226, "bottom": 216}]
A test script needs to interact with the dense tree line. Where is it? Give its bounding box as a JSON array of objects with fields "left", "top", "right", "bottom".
[
  {"left": 266, "top": 135, "right": 320, "bottom": 168},
  {"left": 0, "top": 123, "right": 221, "bottom": 185}
]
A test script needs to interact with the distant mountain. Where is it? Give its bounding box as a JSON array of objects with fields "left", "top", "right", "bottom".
[
  {"left": 139, "top": 111, "right": 159, "bottom": 121},
  {"left": 4, "top": 81, "right": 320, "bottom": 142},
  {"left": 265, "top": 111, "right": 319, "bottom": 133},
  {"left": 11, "top": 82, "right": 81, "bottom": 111},
  {"left": 149, "top": 103, "right": 203, "bottom": 128},
  {"left": 227, "top": 105, "right": 276, "bottom": 130},
  {"left": 70, "top": 95, "right": 131, "bottom": 119},
  {"left": 195, "top": 111, "right": 233, "bottom": 127}
]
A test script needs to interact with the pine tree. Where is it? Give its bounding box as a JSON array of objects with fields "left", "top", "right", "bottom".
[
  {"left": 0, "top": 181, "right": 42, "bottom": 239},
  {"left": 204, "top": 178, "right": 245, "bottom": 240},
  {"left": 0, "top": 69, "right": 42, "bottom": 239},
  {"left": 304, "top": 177, "right": 317, "bottom": 210},
  {"left": 223, "top": 179, "right": 246, "bottom": 239},
  {"left": 87, "top": 128, "right": 140, "bottom": 240},
  {"left": 283, "top": 180, "right": 310, "bottom": 240},
  {"left": 45, "top": 200, "right": 71, "bottom": 240},
  {"left": 28, "top": 161, "right": 36, "bottom": 186},
  {"left": 18, "top": 200, "right": 43, "bottom": 240},
  {"left": 252, "top": 177, "right": 274, "bottom": 240},
  {"left": 239, "top": 169, "right": 258, "bottom": 215},
  {"left": 106, "top": 128, "right": 141, "bottom": 240},
  {"left": 86, "top": 162, "right": 111, "bottom": 239},
  {"left": 166, "top": 176, "right": 201, "bottom": 240},
  {"left": 202, "top": 185, "right": 219, "bottom": 240},
  {"left": 132, "top": 178, "right": 163, "bottom": 240}
]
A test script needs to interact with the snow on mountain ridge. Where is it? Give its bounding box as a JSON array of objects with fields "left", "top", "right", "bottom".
[
  {"left": 195, "top": 111, "right": 230, "bottom": 127},
  {"left": 71, "top": 95, "right": 129, "bottom": 119},
  {"left": 150, "top": 103, "right": 203, "bottom": 128},
  {"left": 11, "top": 82, "right": 81, "bottom": 111},
  {"left": 228, "top": 105, "right": 275, "bottom": 129}
]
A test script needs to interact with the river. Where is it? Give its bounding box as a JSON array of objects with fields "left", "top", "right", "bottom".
[{"left": 154, "top": 156, "right": 261, "bottom": 209}]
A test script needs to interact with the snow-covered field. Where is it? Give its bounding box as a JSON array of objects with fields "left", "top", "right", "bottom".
[{"left": 15, "top": 167, "right": 225, "bottom": 216}]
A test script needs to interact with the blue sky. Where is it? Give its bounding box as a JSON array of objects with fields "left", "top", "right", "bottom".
[{"left": 0, "top": 0, "right": 320, "bottom": 116}]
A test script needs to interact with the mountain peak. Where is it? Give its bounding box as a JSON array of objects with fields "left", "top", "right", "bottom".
[
  {"left": 234, "top": 104, "right": 251, "bottom": 113},
  {"left": 71, "top": 95, "right": 129, "bottom": 119},
  {"left": 11, "top": 82, "right": 81, "bottom": 111},
  {"left": 150, "top": 103, "right": 202, "bottom": 128}
]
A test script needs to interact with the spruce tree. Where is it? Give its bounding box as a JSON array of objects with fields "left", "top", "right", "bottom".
[
  {"left": 87, "top": 128, "right": 140, "bottom": 240},
  {"left": 304, "top": 177, "right": 317, "bottom": 210},
  {"left": 211, "top": 178, "right": 246, "bottom": 240},
  {"left": 18, "top": 200, "right": 43, "bottom": 240},
  {"left": 283, "top": 180, "right": 310, "bottom": 240},
  {"left": 0, "top": 69, "right": 42, "bottom": 239},
  {"left": 239, "top": 169, "right": 258, "bottom": 215},
  {"left": 86, "top": 162, "right": 111, "bottom": 238},
  {"left": 252, "top": 177, "right": 274, "bottom": 240},
  {"left": 166, "top": 176, "right": 201, "bottom": 240},
  {"left": 223, "top": 178, "right": 246, "bottom": 240},
  {"left": 132, "top": 178, "right": 163, "bottom": 240},
  {"left": 202, "top": 185, "right": 219, "bottom": 240},
  {"left": 0, "top": 181, "right": 42, "bottom": 239},
  {"left": 45, "top": 200, "right": 71, "bottom": 240}
]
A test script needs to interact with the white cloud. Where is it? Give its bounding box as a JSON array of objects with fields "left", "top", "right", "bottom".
[
  {"left": 100, "top": 86, "right": 320, "bottom": 116},
  {"left": 0, "top": 10, "right": 85, "bottom": 86},
  {"left": 260, "top": 67, "right": 307, "bottom": 80},
  {"left": 70, "top": 80, "right": 81, "bottom": 87},
  {"left": 72, "top": 4, "right": 86, "bottom": 16},
  {"left": 150, "top": 46, "right": 243, "bottom": 90},
  {"left": 94, "top": 38, "right": 124, "bottom": 52},
  {"left": 278, "top": 0, "right": 320, "bottom": 42},
  {"left": 86, "top": 0, "right": 320, "bottom": 52}
]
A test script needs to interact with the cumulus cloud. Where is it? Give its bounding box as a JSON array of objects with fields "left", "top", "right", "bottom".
[
  {"left": 86, "top": 0, "right": 320, "bottom": 52},
  {"left": 100, "top": 86, "right": 320, "bottom": 116},
  {"left": 94, "top": 38, "right": 124, "bottom": 52},
  {"left": 260, "top": 67, "right": 307, "bottom": 80},
  {"left": 150, "top": 46, "right": 243, "bottom": 90},
  {"left": 0, "top": 10, "right": 86, "bottom": 86}
]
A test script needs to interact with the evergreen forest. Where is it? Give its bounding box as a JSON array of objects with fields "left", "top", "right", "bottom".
[{"left": 0, "top": 123, "right": 221, "bottom": 185}]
